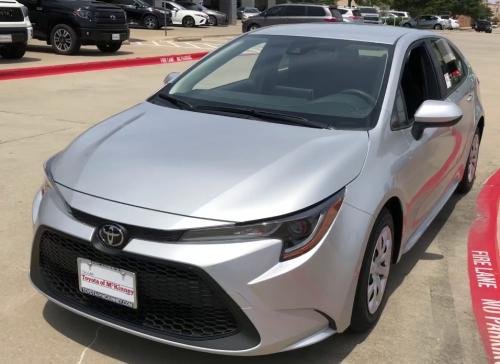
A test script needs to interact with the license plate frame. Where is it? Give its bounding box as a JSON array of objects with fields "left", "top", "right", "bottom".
[
  {"left": 77, "top": 258, "right": 137, "bottom": 309},
  {"left": 111, "top": 33, "right": 120, "bottom": 41}
]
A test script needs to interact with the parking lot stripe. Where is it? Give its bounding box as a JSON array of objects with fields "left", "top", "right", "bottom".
[
  {"left": 0, "top": 51, "right": 209, "bottom": 81},
  {"left": 468, "top": 169, "right": 500, "bottom": 364}
]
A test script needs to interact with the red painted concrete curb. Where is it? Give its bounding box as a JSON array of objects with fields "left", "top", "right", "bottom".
[
  {"left": 468, "top": 170, "right": 500, "bottom": 363},
  {"left": 0, "top": 51, "right": 209, "bottom": 81}
]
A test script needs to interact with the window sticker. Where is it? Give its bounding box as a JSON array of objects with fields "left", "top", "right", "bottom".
[{"left": 444, "top": 73, "right": 452, "bottom": 88}]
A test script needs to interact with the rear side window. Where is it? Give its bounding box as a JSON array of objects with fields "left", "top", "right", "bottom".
[
  {"left": 429, "top": 39, "right": 467, "bottom": 92},
  {"left": 284, "top": 6, "right": 306, "bottom": 16},
  {"left": 308, "top": 6, "right": 326, "bottom": 16}
]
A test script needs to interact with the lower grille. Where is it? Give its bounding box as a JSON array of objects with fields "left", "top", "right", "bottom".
[
  {"left": 38, "top": 229, "right": 240, "bottom": 340},
  {"left": 0, "top": 7, "right": 23, "bottom": 22}
]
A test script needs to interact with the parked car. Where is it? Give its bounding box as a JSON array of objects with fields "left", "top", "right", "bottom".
[
  {"left": 30, "top": 23, "right": 484, "bottom": 356},
  {"left": 242, "top": 4, "right": 342, "bottom": 32},
  {"left": 358, "top": 6, "right": 380, "bottom": 24},
  {"left": 237, "top": 6, "right": 260, "bottom": 20},
  {"left": 160, "top": 1, "right": 208, "bottom": 27},
  {"left": 440, "top": 15, "right": 459, "bottom": 29},
  {"left": 0, "top": 0, "right": 32, "bottom": 59},
  {"left": 338, "top": 7, "right": 363, "bottom": 23},
  {"left": 18, "top": 0, "right": 129, "bottom": 54},
  {"left": 401, "top": 15, "right": 448, "bottom": 30},
  {"left": 176, "top": 2, "right": 227, "bottom": 26},
  {"left": 474, "top": 19, "right": 492, "bottom": 33},
  {"left": 99, "top": 0, "right": 170, "bottom": 29}
]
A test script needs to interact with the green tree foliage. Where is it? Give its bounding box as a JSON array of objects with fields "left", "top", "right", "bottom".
[{"left": 392, "top": 0, "right": 493, "bottom": 19}]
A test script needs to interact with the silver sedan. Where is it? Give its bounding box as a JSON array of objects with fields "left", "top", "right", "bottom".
[{"left": 30, "top": 24, "right": 484, "bottom": 355}]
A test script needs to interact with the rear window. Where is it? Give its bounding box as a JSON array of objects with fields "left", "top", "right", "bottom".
[
  {"left": 352, "top": 10, "right": 361, "bottom": 16},
  {"left": 308, "top": 6, "right": 326, "bottom": 16},
  {"left": 359, "top": 7, "right": 378, "bottom": 14},
  {"left": 338, "top": 9, "right": 348, "bottom": 15},
  {"left": 284, "top": 5, "right": 306, "bottom": 16}
]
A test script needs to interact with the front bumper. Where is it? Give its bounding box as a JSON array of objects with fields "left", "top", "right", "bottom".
[
  {"left": 79, "top": 27, "right": 130, "bottom": 45},
  {"left": 0, "top": 26, "right": 30, "bottom": 43},
  {"left": 30, "top": 185, "right": 373, "bottom": 355}
]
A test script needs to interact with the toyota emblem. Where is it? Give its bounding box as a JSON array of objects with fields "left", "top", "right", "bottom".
[
  {"left": 98, "top": 224, "right": 126, "bottom": 248},
  {"left": 110, "top": 14, "right": 116, "bottom": 20}
]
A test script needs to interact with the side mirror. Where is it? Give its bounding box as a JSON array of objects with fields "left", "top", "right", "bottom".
[
  {"left": 412, "top": 100, "right": 463, "bottom": 139},
  {"left": 163, "top": 71, "right": 180, "bottom": 85}
]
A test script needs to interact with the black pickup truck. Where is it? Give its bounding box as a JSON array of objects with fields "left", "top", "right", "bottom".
[{"left": 17, "top": 0, "right": 129, "bottom": 54}]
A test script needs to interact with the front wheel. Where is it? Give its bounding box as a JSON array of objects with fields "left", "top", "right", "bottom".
[
  {"left": 182, "top": 16, "right": 195, "bottom": 27},
  {"left": 457, "top": 129, "right": 481, "bottom": 194},
  {"left": 247, "top": 23, "right": 260, "bottom": 31},
  {"left": 0, "top": 42, "right": 27, "bottom": 59},
  {"left": 402, "top": 23, "right": 411, "bottom": 28},
  {"left": 208, "top": 15, "right": 217, "bottom": 26},
  {"left": 350, "top": 209, "right": 394, "bottom": 332},
  {"left": 96, "top": 41, "right": 122, "bottom": 53},
  {"left": 50, "top": 24, "right": 80, "bottom": 55}
]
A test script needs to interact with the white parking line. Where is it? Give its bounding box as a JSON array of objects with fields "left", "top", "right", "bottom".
[
  {"left": 184, "top": 42, "right": 201, "bottom": 49},
  {"left": 166, "top": 41, "right": 181, "bottom": 48}
]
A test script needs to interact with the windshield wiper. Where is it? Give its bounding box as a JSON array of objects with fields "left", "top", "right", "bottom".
[
  {"left": 196, "top": 105, "right": 328, "bottom": 129},
  {"left": 157, "top": 93, "right": 195, "bottom": 110}
]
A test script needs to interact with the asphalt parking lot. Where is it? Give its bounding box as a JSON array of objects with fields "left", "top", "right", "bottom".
[{"left": 0, "top": 29, "right": 499, "bottom": 363}]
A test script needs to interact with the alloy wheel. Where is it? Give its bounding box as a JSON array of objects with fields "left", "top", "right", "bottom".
[
  {"left": 367, "top": 225, "right": 392, "bottom": 314},
  {"left": 467, "top": 133, "right": 480, "bottom": 183},
  {"left": 54, "top": 29, "right": 72, "bottom": 52}
]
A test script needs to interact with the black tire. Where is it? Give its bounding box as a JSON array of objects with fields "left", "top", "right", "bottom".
[
  {"left": 50, "top": 24, "right": 80, "bottom": 55},
  {"left": 350, "top": 209, "right": 394, "bottom": 333},
  {"left": 96, "top": 41, "right": 122, "bottom": 53},
  {"left": 182, "top": 16, "right": 195, "bottom": 27},
  {"left": 0, "top": 42, "right": 27, "bottom": 59},
  {"left": 434, "top": 24, "right": 443, "bottom": 30},
  {"left": 403, "top": 23, "right": 411, "bottom": 28},
  {"left": 208, "top": 15, "right": 217, "bottom": 26},
  {"left": 457, "top": 128, "right": 481, "bottom": 194},
  {"left": 143, "top": 14, "right": 159, "bottom": 29},
  {"left": 247, "top": 23, "right": 260, "bottom": 31},
  {"left": 486, "top": 29, "right": 492, "bottom": 33}
]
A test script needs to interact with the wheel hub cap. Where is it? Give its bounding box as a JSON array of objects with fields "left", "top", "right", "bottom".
[
  {"left": 368, "top": 225, "right": 392, "bottom": 314},
  {"left": 54, "top": 29, "right": 71, "bottom": 51},
  {"left": 467, "top": 134, "right": 480, "bottom": 183}
]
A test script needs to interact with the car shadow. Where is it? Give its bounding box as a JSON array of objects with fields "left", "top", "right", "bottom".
[
  {"left": 41, "top": 194, "right": 463, "bottom": 363},
  {"left": 26, "top": 45, "right": 134, "bottom": 57},
  {"left": 0, "top": 56, "right": 42, "bottom": 65}
]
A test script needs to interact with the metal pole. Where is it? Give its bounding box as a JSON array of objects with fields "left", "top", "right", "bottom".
[{"left": 164, "top": 10, "right": 167, "bottom": 36}]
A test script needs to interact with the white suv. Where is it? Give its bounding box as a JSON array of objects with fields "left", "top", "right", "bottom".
[
  {"left": 337, "top": 7, "right": 363, "bottom": 23},
  {"left": 0, "top": 0, "right": 32, "bottom": 59}
]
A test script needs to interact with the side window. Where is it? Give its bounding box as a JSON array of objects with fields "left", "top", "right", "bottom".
[
  {"left": 266, "top": 6, "right": 284, "bottom": 16},
  {"left": 308, "top": 6, "right": 326, "bottom": 16},
  {"left": 400, "top": 44, "right": 441, "bottom": 120},
  {"left": 391, "top": 88, "right": 409, "bottom": 129},
  {"left": 429, "top": 39, "right": 467, "bottom": 93},
  {"left": 284, "top": 6, "right": 306, "bottom": 16}
]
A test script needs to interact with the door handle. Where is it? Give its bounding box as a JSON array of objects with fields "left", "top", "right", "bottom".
[{"left": 466, "top": 94, "right": 473, "bottom": 102}]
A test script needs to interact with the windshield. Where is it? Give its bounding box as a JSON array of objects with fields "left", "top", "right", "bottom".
[
  {"left": 156, "top": 35, "right": 392, "bottom": 130},
  {"left": 359, "top": 7, "right": 378, "bottom": 14},
  {"left": 246, "top": 8, "right": 259, "bottom": 13},
  {"left": 134, "top": 0, "right": 150, "bottom": 7}
]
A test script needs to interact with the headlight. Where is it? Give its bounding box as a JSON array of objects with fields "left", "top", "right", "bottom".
[
  {"left": 74, "top": 8, "right": 92, "bottom": 20},
  {"left": 40, "top": 156, "right": 71, "bottom": 213},
  {"left": 181, "top": 190, "right": 344, "bottom": 261}
]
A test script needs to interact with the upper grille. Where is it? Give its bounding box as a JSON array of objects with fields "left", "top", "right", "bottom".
[
  {"left": 94, "top": 9, "right": 127, "bottom": 25},
  {"left": 38, "top": 229, "right": 240, "bottom": 340},
  {"left": 0, "top": 7, "right": 23, "bottom": 22}
]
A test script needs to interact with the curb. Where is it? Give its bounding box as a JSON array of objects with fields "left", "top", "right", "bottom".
[
  {"left": 0, "top": 51, "right": 209, "bottom": 81},
  {"left": 468, "top": 169, "right": 500, "bottom": 363}
]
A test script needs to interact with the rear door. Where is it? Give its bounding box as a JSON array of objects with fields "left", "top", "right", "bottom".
[
  {"left": 427, "top": 38, "right": 476, "bottom": 180},
  {"left": 283, "top": 5, "right": 308, "bottom": 24}
]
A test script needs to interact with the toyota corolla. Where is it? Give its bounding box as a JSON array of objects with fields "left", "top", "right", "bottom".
[{"left": 30, "top": 24, "right": 484, "bottom": 355}]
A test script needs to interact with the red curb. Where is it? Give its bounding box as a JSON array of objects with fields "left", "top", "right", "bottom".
[
  {"left": 0, "top": 51, "right": 209, "bottom": 81},
  {"left": 468, "top": 169, "right": 500, "bottom": 363}
]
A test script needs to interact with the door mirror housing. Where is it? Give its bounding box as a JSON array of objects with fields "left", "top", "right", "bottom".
[
  {"left": 412, "top": 100, "right": 463, "bottom": 139},
  {"left": 163, "top": 72, "right": 180, "bottom": 85}
]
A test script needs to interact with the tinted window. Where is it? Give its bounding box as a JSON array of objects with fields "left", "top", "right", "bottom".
[
  {"left": 359, "top": 7, "right": 377, "bottom": 13},
  {"left": 284, "top": 6, "right": 306, "bottom": 16},
  {"left": 164, "top": 35, "right": 392, "bottom": 130},
  {"left": 430, "top": 39, "right": 467, "bottom": 92},
  {"left": 338, "top": 9, "right": 348, "bottom": 15},
  {"left": 266, "top": 6, "right": 284, "bottom": 16},
  {"left": 308, "top": 6, "right": 325, "bottom": 16},
  {"left": 352, "top": 10, "right": 361, "bottom": 16}
]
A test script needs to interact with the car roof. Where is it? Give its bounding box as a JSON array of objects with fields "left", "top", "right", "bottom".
[{"left": 254, "top": 23, "right": 433, "bottom": 45}]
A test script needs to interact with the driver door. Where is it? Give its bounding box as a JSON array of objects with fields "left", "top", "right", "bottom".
[{"left": 262, "top": 6, "right": 286, "bottom": 27}]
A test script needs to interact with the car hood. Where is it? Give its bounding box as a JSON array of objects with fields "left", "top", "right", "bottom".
[{"left": 51, "top": 102, "right": 369, "bottom": 223}]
